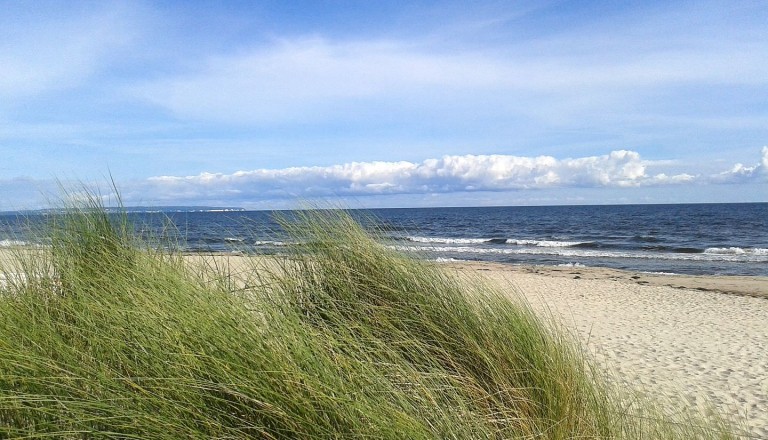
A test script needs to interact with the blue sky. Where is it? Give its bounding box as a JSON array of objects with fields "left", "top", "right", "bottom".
[{"left": 1, "top": 0, "right": 766, "bottom": 210}]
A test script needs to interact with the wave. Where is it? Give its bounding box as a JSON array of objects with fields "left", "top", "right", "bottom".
[
  {"left": 0, "top": 239, "right": 30, "bottom": 247},
  {"left": 253, "top": 240, "right": 290, "bottom": 247},
  {"left": 406, "top": 236, "right": 489, "bottom": 245},
  {"left": 405, "top": 237, "right": 768, "bottom": 258},
  {"left": 194, "top": 237, "right": 287, "bottom": 246},
  {"left": 704, "top": 247, "right": 768, "bottom": 256},
  {"left": 632, "top": 235, "right": 661, "bottom": 243},
  {"left": 641, "top": 245, "right": 704, "bottom": 254},
  {"left": 391, "top": 245, "right": 768, "bottom": 263},
  {"left": 569, "top": 242, "right": 603, "bottom": 249},
  {"left": 506, "top": 239, "right": 589, "bottom": 247},
  {"left": 405, "top": 236, "right": 588, "bottom": 247}
]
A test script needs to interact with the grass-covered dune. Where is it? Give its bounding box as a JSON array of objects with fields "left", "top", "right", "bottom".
[{"left": 0, "top": 201, "right": 737, "bottom": 438}]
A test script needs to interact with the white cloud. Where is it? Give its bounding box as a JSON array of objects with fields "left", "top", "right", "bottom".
[
  {"left": 710, "top": 146, "right": 768, "bottom": 183},
  {"left": 763, "top": 146, "right": 768, "bottom": 170},
  {"left": 135, "top": 38, "right": 502, "bottom": 123},
  {"left": 133, "top": 28, "right": 768, "bottom": 125},
  {"left": 143, "top": 149, "right": 702, "bottom": 202},
  {"left": 2, "top": 148, "right": 765, "bottom": 210}
]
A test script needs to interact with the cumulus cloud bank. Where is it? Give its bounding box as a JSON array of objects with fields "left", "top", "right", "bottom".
[
  {"left": 145, "top": 149, "right": 727, "bottom": 202},
  {"left": 1, "top": 148, "right": 764, "bottom": 209}
]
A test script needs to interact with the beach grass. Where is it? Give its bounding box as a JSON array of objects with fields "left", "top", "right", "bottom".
[{"left": 0, "top": 195, "right": 738, "bottom": 438}]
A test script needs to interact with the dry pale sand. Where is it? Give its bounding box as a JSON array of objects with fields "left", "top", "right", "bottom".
[{"left": 445, "top": 262, "right": 768, "bottom": 439}]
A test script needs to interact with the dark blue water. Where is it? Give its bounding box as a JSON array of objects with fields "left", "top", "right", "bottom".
[
  {"left": 370, "top": 204, "right": 768, "bottom": 276},
  {"left": 2, "top": 203, "right": 767, "bottom": 276}
]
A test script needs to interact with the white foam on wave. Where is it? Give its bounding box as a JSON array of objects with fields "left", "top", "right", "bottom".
[
  {"left": 253, "top": 240, "right": 289, "bottom": 247},
  {"left": 391, "top": 244, "right": 768, "bottom": 263},
  {"left": 407, "top": 236, "right": 488, "bottom": 244},
  {"left": 506, "top": 239, "right": 586, "bottom": 247},
  {"left": 435, "top": 257, "right": 467, "bottom": 263},
  {"left": 406, "top": 236, "right": 585, "bottom": 247},
  {"left": 0, "top": 239, "right": 28, "bottom": 247},
  {"left": 705, "top": 247, "right": 768, "bottom": 256}
]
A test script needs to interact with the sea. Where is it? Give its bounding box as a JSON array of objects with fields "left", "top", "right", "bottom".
[{"left": 1, "top": 203, "right": 767, "bottom": 277}]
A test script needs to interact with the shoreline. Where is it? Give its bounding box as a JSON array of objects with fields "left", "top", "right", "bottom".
[
  {"left": 4, "top": 244, "right": 767, "bottom": 297},
  {"left": 4, "top": 247, "right": 766, "bottom": 299},
  {"left": 442, "top": 261, "right": 768, "bottom": 299},
  {"left": 179, "top": 251, "right": 768, "bottom": 300}
]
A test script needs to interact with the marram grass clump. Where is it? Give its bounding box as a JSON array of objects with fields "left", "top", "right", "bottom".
[{"left": 0, "top": 199, "right": 738, "bottom": 438}]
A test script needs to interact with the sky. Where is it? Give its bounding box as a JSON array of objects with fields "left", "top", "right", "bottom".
[{"left": 1, "top": 0, "right": 766, "bottom": 210}]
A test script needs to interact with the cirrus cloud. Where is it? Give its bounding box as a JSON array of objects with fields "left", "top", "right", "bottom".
[
  {"left": 134, "top": 31, "right": 768, "bottom": 126},
  {"left": 0, "top": 4, "right": 137, "bottom": 101}
]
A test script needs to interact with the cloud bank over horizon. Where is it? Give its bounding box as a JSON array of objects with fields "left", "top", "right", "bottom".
[
  {"left": 0, "top": 147, "right": 765, "bottom": 211},
  {"left": 135, "top": 147, "right": 767, "bottom": 207}
]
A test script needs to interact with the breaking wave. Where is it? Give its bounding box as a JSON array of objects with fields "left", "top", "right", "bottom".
[
  {"left": 405, "top": 236, "right": 589, "bottom": 247},
  {"left": 391, "top": 244, "right": 768, "bottom": 263}
]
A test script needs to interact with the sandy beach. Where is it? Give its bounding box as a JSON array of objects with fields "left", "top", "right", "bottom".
[{"left": 445, "top": 262, "right": 768, "bottom": 438}]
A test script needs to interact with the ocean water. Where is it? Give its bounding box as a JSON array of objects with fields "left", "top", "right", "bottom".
[{"left": 1, "top": 203, "right": 766, "bottom": 277}]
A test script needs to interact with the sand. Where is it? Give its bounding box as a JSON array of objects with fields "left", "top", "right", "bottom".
[{"left": 445, "top": 262, "right": 768, "bottom": 438}]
